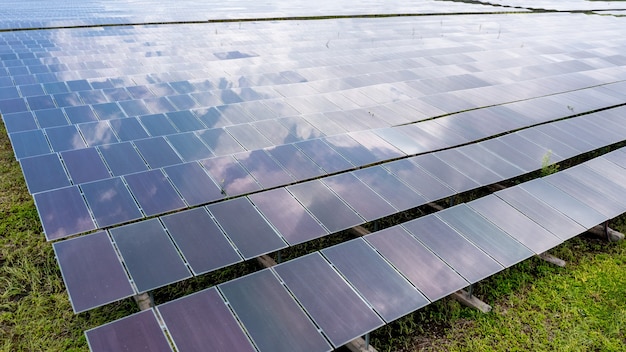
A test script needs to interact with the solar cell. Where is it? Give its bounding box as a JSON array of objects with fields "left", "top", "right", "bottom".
[
  {"left": 322, "top": 239, "right": 429, "bottom": 322},
  {"left": 479, "top": 138, "right": 539, "bottom": 172},
  {"left": 34, "top": 185, "right": 96, "bottom": 240},
  {"left": 133, "top": 136, "right": 183, "bottom": 168},
  {"left": 226, "top": 124, "right": 273, "bottom": 150},
  {"left": 98, "top": 142, "right": 148, "bottom": 176},
  {"left": 54, "top": 231, "right": 134, "bottom": 312},
  {"left": 219, "top": 269, "right": 332, "bottom": 352},
  {"left": 166, "top": 132, "right": 214, "bottom": 162},
  {"left": 249, "top": 188, "right": 328, "bottom": 245},
  {"left": 519, "top": 179, "right": 606, "bottom": 229},
  {"left": 108, "top": 117, "right": 150, "bottom": 141},
  {"left": 199, "top": 155, "right": 261, "bottom": 197},
  {"left": 161, "top": 208, "right": 241, "bottom": 275},
  {"left": 207, "top": 197, "right": 287, "bottom": 259},
  {"left": 568, "top": 163, "right": 626, "bottom": 203},
  {"left": 353, "top": 166, "right": 426, "bottom": 211},
  {"left": 234, "top": 150, "right": 294, "bottom": 188},
  {"left": 288, "top": 180, "right": 363, "bottom": 233},
  {"left": 411, "top": 154, "right": 480, "bottom": 193},
  {"left": 9, "top": 129, "right": 51, "bottom": 159},
  {"left": 322, "top": 172, "right": 397, "bottom": 221},
  {"left": 163, "top": 162, "right": 224, "bottom": 206},
  {"left": 1, "top": 111, "right": 37, "bottom": 133},
  {"left": 138, "top": 113, "right": 178, "bottom": 136},
  {"left": 323, "top": 134, "right": 382, "bottom": 167},
  {"left": 62, "top": 148, "right": 111, "bottom": 184},
  {"left": 294, "top": 138, "right": 354, "bottom": 174},
  {"left": 196, "top": 128, "right": 246, "bottom": 156},
  {"left": 365, "top": 226, "right": 469, "bottom": 301},
  {"left": 33, "top": 108, "right": 68, "bottom": 128},
  {"left": 158, "top": 288, "right": 256, "bottom": 352},
  {"left": 81, "top": 177, "right": 143, "bottom": 228},
  {"left": 19, "top": 153, "right": 70, "bottom": 194},
  {"left": 496, "top": 187, "right": 586, "bottom": 240},
  {"left": 124, "top": 169, "right": 186, "bottom": 217},
  {"left": 266, "top": 144, "right": 325, "bottom": 180},
  {"left": 468, "top": 195, "right": 562, "bottom": 254},
  {"left": 110, "top": 219, "right": 191, "bottom": 293},
  {"left": 433, "top": 149, "right": 501, "bottom": 187},
  {"left": 403, "top": 215, "right": 503, "bottom": 283},
  {"left": 274, "top": 252, "right": 384, "bottom": 347},
  {"left": 383, "top": 158, "right": 455, "bottom": 202},
  {"left": 86, "top": 310, "right": 172, "bottom": 352},
  {"left": 436, "top": 205, "right": 534, "bottom": 267}
]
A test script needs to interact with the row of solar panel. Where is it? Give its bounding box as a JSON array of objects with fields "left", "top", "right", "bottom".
[
  {"left": 84, "top": 146, "right": 626, "bottom": 352},
  {"left": 27, "top": 83, "right": 626, "bottom": 241},
  {"left": 0, "top": 0, "right": 516, "bottom": 30},
  {"left": 52, "top": 104, "right": 626, "bottom": 313}
]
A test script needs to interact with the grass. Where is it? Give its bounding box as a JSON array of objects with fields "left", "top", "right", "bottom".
[{"left": 1, "top": 120, "right": 625, "bottom": 351}]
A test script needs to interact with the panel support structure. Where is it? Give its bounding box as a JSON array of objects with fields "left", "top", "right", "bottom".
[
  {"left": 347, "top": 335, "right": 378, "bottom": 352},
  {"left": 134, "top": 292, "right": 153, "bottom": 311},
  {"left": 587, "top": 223, "right": 624, "bottom": 242},
  {"left": 537, "top": 252, "right": 566, "bottom": 267},
  {"left": 452, "top": 289, "right": 492, "bottom": 313}
]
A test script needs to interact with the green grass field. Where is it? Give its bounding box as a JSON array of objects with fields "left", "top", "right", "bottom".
[{"left": 1, "top": 122, "right": 625, "bottom": 351}]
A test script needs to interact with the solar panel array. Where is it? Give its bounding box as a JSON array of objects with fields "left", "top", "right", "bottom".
[
  {"left": 2, "top": 1, "right": 626, "bottom": 351},
  {"left": 84, "top": 147, "right": 626, "bottom": 351}
]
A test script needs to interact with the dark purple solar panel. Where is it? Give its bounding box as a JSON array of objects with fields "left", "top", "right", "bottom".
[
  {"left": 323, "top": 172, "right": 396, "bottom": 221},
  {"left": 456, "top": 143, "right": 525, "bottom": 180},
  {"left": 274, "top": 253, "right": 384, "bottom": 347},
  {"left": 288, "top": 180, "right": 363, "bottom": 233},
  {"left": 86, "top": 310, "right": 172, "bottom": 352},
  {"left": 163, "top": 162, "right": 224, "bottom": 206},
  {"left": 54, "top": 231, "right": 134, "bottom": 313},
  {"left": 403, "top": 215, "right": 503, "bottom": 283},
  {"left": 219, "top": 269, "right": 332, "bottom": 352},
  {"left": 323, "top": 134, "right": 379, "bottom": 167},
  {"left": 433, "top": 149, "right": 501, "bottom": 187},
  {"left": 436, "top": 205, "right": 534, "bottom": 267},
  {"left": 207, "top": 197, "right": 287, "bottom": 259},
  {"left": 161, "top": 208, "right": 241, "bottom": 275},
  {"left": 124, "top": 169, "right": 186, "bottom": 217},
  {"left": 98, "top": 142, "right": 148, "bottom": 176},
  {"left": 410, "top": 154, "right": 480, "bottom": 193},
  {"left": 234, "top": 150, "right": 294, "bottom": 189},
  {"left": 159, "top": 288, "right": 256, "bottom": 352},
  {"left": 295, "top": 138, "right": 354, "bottom": 174},
  {"left": 81, "top": 177, "right": 143, "bottom": 228},
  {"left": 9, "top": 129, "right": 51, "bottom": 159},
  {"left": 133, "top": 136, "right": 183, "bottom": 168},
  {"left": 469, "top": 195, "right": 562, "bottom": 254},
  {"left": 266, "top": 144, "right": 325, "bottom": 181},
  {"left": 353, "top": 166, "right": 426, "bottom": 211},
  {"left": 383, "top": 158, "right": 455, "bottom": 202},
  {"left": 166, "top": 132, "right": 214, "bottom": 162},
  {"left": 519, "top": 179, "right": 606, "bottom": 229},
  {"left": 200, "top": 155, "right": 261, "bottom": 197},
  {"left": 110, "top": 219, "right": 191, "bottom": 293},
  {"left": 34, "top": 186, "right": 96, "bottom": 240},
  {"left": 496, "top": 187, "right": 586, "bottom": 240},
  {"left": 249, "top": 188, "right": 328, "bottom": 245},
  {"left": 61, "top": 148, "right": 111, "bottom": 184},
  {"left": 45, "top": 125, "right": 87, "bottom": 152},
  {"left": 366, "top": 226, "right": 469, "bottom": 301},
  {"left": 322, "top": 239, "right": 429, "bottom": 322},
  {"left": 20, "top": 153, "right": 70, "bottom": 193}
]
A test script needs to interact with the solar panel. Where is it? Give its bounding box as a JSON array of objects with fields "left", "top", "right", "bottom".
[
  {"left": 110, "top": 219, "right": 191, "bottom": 293},
  {"left": 382, "top": 158, "right": 456, "bottom": 202},
  {"left": 496, "top": 187, "right": 586, "bottom": 240},
  {"left": 61, "top": 148, "right": 111, "bottom": 184},
  {"left": 294, "top": 138, "right": 354, "bottom": 174},
  {"left": 86, "top": 310, "right": 172, "bottom": 352},
  {"left": 166, "top": 132, "right": 214, "bottom": 162},
  {"left": 323, "top": 134, "right": 381, "bottom": 167},
  {"left": 207, "top": 197, "right": 287, "bottom": 259},
  {"left": 133, "top": 136, "right": 183, "bottom": 168},
  {"left": 518, "top": 179, "right": 607, "bottom": 229},
  {"left": 265, "top": 144, "right": 325, "bottom": 180},
  {"left": 273, "top": 252, "right": 384, "bottom": 347},
  {"left": 248, "top": 188, "right": 328, "bottom": 245},
  {"left": 200, "top": 155, "right": 261, "bottom": 197},
  {"left": 98, "top": 142, "right": 148, "bottom": 176},
  {"left": 219, "top": 269, "right": 332, "bottom": 352},
  {"left": 124, "top": 169, "right": 186, "bottom": 216},
  {"left": 287, "top": 179, "right": 363, "bottom": 233},
  {"left": 365, "top": 226, "right": 469, "bottom": 301},
  {"left": 160, "top": 208, "right": 242, "bottom": 275},
  {"left": 81, "top": 177, "right": 143, "bottom": 228},
  {"left": 403, "top": 214, "right": 504, "bottom": 283},
  {"left": 322, "top": 172, "right": 397, "bottom": 221},
  {"left": 158, "top": 288, "right": 256, "bottom": 352},
  {"left": 468, "top": 195, "right": 562, "bottom": 254},
  {"left": 34, "top": 186, "right": 96, "bottom": 240},
  {"left": 9, "top": 129, "right": 51, "bottom": 159},
  {"left": 321, "top": 239, "right": 429, "bottom": 322},
  {"left": 433, "top": 149, "right": 501, "bottom": 187},
  {"left": 436, "top": 204, "right": 534, "bottom": 267},
  {"left": 411, "top": 154, "right": 480, "bottom": 193},
  {"left": 353, "top": 166, "right": 427, "bottom": 211},
  {"left": 54, "top": 231, "right": 134, "bottom": 312},
  {"left": 45, "top": 125, "right": 87, "bottom": 152},
  {"left": 19, "top": 153, "right": 70, "bottom": 194},
  {"left": 78, "top": 121, "right": 119, "bottom": 146},
  {"left": 163, "top": 162, "right": 224, "bottom": 206},
  {"left": 234, "top": 150, "right": 294, "bottom": 188}
]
